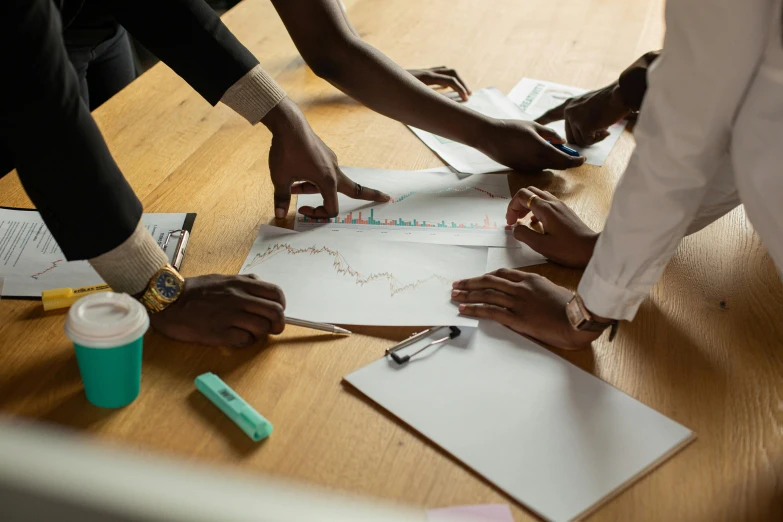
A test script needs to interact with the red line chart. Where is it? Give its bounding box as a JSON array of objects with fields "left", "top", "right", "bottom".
[
  {"left": 242, "top": 243, "right": 449, "bottom": 297},
  {"left": 30, "top": 259, "right": 64, "bottom": 280},
  {"left": 389, "top": 185, "right": 508, "bottom": 204}
]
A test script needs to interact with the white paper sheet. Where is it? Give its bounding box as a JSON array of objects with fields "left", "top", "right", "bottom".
[
  {"left": 485, "top": 246, "right": 547, "bottom": 272},
  {"left": 345, "top": 322, "right": 694, "bottom": 522},
  {"left": 295, "top": 166, "right": 520, "bottom": 247},
  {"left": 239, "top": 225, "right": 487, "bottom": 326},
  {"left": 408, "top": 88, "right": 523, "bottom": 175},
  {"left": 507, "top": 78, "right": 627, "bottom": 166},
  {"left": 0, "top": 209, "right": 191, "bottom": 297}
]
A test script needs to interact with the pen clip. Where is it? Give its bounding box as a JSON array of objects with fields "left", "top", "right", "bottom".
[
  {"left": 386, "top": 326, "right": 461, "bottom": 365},
  {"left": 163, "top": 229, "right": 189, "bottom": 271}
]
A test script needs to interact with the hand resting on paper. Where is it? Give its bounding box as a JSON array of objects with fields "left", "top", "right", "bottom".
[
  {"left": 407, "top": 66, "right": 472, "bottom": 101},
  {"left": 534, "top": 81, "right": 630, "bottom": 147},
  {"left": 506, "top": 187, "right": 598, "bottom": 269},
  {"left": 150, "top": 274, "right": 286, "bottom": 348},
  {"left": 451, "top": 269, "right": 599, "bottom": 350}
]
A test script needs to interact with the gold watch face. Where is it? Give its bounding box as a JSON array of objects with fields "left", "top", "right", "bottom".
[{"left": 152, "top": 268, "right": 184, "bottom": 303}]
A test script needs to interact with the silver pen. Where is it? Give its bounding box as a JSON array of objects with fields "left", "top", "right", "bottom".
[{"left": 286, "top": 317, "right": 352, "bottom": 335}]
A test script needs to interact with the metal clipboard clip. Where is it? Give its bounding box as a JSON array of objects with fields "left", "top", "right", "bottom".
[
  {"left": 163, "top": 229, "right": 190, "bottom": 271},
  {"left": 385, "top": 326, "right": 461, "bottom": 365}
]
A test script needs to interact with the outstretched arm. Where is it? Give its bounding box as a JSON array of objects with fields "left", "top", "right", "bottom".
[{"left": 272, "top": 0, "right": 583, "bottom": 173}]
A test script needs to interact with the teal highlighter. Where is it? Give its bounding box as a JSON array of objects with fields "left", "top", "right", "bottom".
[{"left": 194, "top": 372, "right": 273, "bottom": 442}]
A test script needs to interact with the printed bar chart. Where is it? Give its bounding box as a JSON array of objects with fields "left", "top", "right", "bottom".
[
  {"left": 295, "top": 167, "right": 517, "bottom": 247},
  {"left": 299, "top": 209, "right": 499, "bottom": 230}
]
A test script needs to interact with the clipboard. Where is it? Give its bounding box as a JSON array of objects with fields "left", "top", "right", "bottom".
[{"left": 0, "top": 207, "right": 197, "bottom": 299}]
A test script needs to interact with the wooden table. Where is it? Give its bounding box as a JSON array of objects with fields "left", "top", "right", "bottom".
[{"left": 2, "top": 0, "right": 782, "bottom": 520}]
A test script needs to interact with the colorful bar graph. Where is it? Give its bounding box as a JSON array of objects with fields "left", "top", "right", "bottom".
[{"left": 299, "top": 209, "right": 499, "bottom": 230}]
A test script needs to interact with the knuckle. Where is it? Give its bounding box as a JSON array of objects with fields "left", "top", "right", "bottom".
[
  {"left": 270, "top": 303, "right": 285, "bottom": 323},
  {"left": 233, "top": 332, "right": 254, "bottom": 348},
  {"left": 263, "top": 282, "right": 285, "bottom": 301},
  {"left": 226, "top": 286, "right": 245, "bottom": 300}
]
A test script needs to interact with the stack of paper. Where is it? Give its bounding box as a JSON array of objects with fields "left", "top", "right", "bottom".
[{"left": 409, "top": 80, "right": 627, "bottom": 174}]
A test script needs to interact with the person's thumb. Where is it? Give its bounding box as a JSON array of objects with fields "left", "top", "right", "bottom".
[
  {"left": 534, "top": 102, "right": 566, "bottom": 125},
  {"left": 532, "top": 122, "right": 566, "bottom": 145},
  {"left": 513, "top": 224, "right": 548, "bottom": 256},
  {"left": 273, "top": 182, "right": 292, "bottom": 219}
]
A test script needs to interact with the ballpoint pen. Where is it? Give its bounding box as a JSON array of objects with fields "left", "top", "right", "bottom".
[
  {"left": 286, "top": 317, "right": 351, "bottom": 335},
  {"left": 547, "top": 140, "right": 581, "bottom": 157}
]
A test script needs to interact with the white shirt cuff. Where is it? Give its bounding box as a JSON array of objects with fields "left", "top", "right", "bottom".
[
  {"left": 220, "top": 64, "right": 286, "bottom": 124},
  {"left": 577, "top": 268, "right": 648, "bottom": 322}
]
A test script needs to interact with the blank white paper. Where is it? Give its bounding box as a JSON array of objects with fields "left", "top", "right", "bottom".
[
  {"left": 345, "top": 322, "right": 693, "bottom": 522},
  {"left": 485, "top": 246, "right": 547, "bottom": 272}
]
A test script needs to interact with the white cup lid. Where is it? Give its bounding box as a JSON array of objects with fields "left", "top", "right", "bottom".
[{"left": 64, "top": 292, "right": 150, "bottom": 348}]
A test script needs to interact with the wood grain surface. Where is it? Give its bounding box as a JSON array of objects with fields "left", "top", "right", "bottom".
[{"left": 1, "top": 0, "right": 782, "bottom": 520}]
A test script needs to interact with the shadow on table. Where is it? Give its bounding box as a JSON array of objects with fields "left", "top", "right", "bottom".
[
  {"left": 296, "top": 92, "right": 362, "bottom": 110},
  {"left": 0, "top": 350, "right": 122, "bottom": 430},
  {"left": 36, "top": 389, "right": 119, "bottom": 430},
  {"left": 507, "top": 170, "right": 579, "bottom": 199},
  {"left": 141, "top": 329, "right": 346, "bottom": 381},
  {"left": 712, "top": 460, "right": 783, "bottom": 521}
]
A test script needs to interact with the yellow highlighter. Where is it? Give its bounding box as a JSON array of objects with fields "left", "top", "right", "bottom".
[{"left": 42, "top": 284, "right": 112, "bottom": 311}]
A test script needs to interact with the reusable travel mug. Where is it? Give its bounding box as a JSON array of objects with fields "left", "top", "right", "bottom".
[{"left": 64, "top": 292, "right": 149, "bottom": 408}]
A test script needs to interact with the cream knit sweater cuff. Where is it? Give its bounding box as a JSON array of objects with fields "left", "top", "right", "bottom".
[
  {"left": 89, "top": 220, "right": 169, "bottom": 296},
  {"left": 220, "top": 64, "right": 287, "bottom": 124}
]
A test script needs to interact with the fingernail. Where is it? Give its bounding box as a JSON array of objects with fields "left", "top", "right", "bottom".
[
  {"left": 275, "top": 208, "right": 285, "bottom": 219},
  {"left": 451, "top": 290, "right": 459, "bottom": 298},
  {"left": 458, "top": 304, "right": 466, "bottom": 312},
  {"left": 452, "top": 281, "right": 460, "bottom": 288}
]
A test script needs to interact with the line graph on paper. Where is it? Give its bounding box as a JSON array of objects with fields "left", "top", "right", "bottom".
[
  {"left": 242, "top": 243, "right": 449, "bottom": 297},
  {"left": 30, "top": 259, "right": 64, "bottom": 280},
  {"left": 239, "top": 225, "right": 486, "bottom": 326},
  {"left": 295, "top": 167, "right": 517, "bottom": 247}
]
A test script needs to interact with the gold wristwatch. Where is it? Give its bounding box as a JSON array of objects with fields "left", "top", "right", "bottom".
[
  {"left": 565, "top": 293, "right": 619, "bottom": 341},
  {"left": 138, "top": 264, "right": 185, "bottom": 313}
]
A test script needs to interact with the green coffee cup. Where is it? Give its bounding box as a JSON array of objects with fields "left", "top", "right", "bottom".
[{"left": 64, "top": 292, "right": 149, "bottom": 408}]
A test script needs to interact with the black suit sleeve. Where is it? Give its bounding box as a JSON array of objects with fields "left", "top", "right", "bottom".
[
  {"left": 111, "top": 0, "right": 260, "bottom": 105},
  {"left": 0, "top": 0, "right": 142, "bottom": 260}
]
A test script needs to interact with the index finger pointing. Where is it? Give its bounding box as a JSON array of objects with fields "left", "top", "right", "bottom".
[
  {"left": 337, "top": 171, "right": 391, "bottom": 203},
  {"left": 535, "top": 101, "right": 567, "bottom": 125}
]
